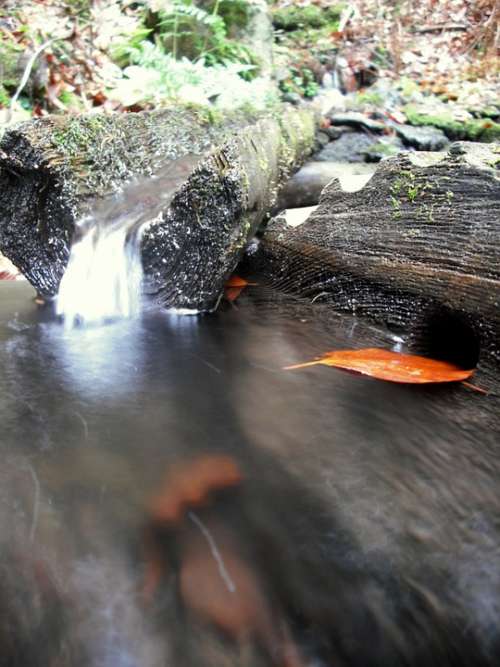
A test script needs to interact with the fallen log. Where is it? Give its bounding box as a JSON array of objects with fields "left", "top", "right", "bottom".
[
  {"left": 249, "top": 142, "right": 500, "bottom": 384},
  {"left": 0, "top": 105, "right": 315, "bottom": 310}
]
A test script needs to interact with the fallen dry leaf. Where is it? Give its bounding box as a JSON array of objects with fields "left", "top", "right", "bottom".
[
  {"left": 284, "top": 348, "right": 474, "bottom": 384},
  {"left": 0, "top": 271, "right": 17, "bottom": 280},
  {"left": 225, "top": 275, "right": 254, "bottom": 288},
  {"left": 224, "top": 275, "right": 257, "bottom": 303}
]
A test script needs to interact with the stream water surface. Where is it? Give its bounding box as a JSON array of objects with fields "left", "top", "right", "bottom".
[{"left": 1, "top": 280, "right": 500, "bottom": 667}]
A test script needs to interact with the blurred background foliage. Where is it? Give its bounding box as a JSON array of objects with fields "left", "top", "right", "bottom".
[{"left": 0, "top": 0, "right": 498, "bottom": 128}]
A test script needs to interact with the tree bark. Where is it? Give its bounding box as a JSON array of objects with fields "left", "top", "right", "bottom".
[
  {"left": 250, "top": 142, "right": 500, "bottom": 383},
  {"left": 0, "top": 105, "right": 316, "bottom": 310}
]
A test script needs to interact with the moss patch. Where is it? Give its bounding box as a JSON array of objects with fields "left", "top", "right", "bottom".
[
  {"left": 405, "top": 105, "right": 500, "bottom": 142},
  {"left": 273, "top": 4, "right": 343, "bottom": 30}
]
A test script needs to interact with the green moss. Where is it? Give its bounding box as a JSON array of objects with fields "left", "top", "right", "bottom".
[
  {"left": 364, "top": 141, "right": 400, "bottom": 158},
  {"left": 276, "top": 109, "right": 316, "bottom": 180},
  {"left": 0, "top": 38, "right": 22, "bottom": 96},
  {"left": 404, "top": 105, "right": 465, "bottom": 139},
  {"left": 204, "top": 0, "right": 251, "bottom": 31},
  {"left": 419, "top": 202, "right": 435, "bottom": 223},
  {"left": 273, "top": 3, "right": 343, "bottom": 30},
  {"left": 0, "top": 84, "right": 11, "bottom": 107},
  {"left": 279, "top": 64, "right": 319, "bottom": 99},
  {"left": 52, "top": 115, "right": 111, "bottom": 159},
  {"left": 181, "top": 102, "right": 225, "bottom": 126},
  {"left": 472, "top": 121, "right": 500, "bottom": 142},
  {"left": 405, "top": 104, "right": 500, "bottom": 142},
  {"left": 390, "top": 195, "right": 401, "bottom": 218},
  {"left": 398, "top": 77, "right": 420, "bottom": 99},
  {"left": 390, "top": 169, "right": 435, "bottom": 211},
  {"left": 479, "top": 106, "right": 500, "bottom": 119},
  {"left": 354, "top": 91, "right": 385, "bottom": 107}
]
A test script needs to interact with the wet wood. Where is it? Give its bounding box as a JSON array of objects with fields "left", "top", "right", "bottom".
[
  {"left": 251, "top": 142, "right": 500, "bottom": 384},
  {"left": 0, "top": 106, "right": 316, "bottom": 309}
]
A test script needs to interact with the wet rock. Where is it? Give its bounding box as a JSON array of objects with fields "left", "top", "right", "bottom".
[
  {"left": 327, "top": 111, "right": 387, "bottom": 133},
  {"left": 395, "top": 124, "right": 449, "bottom": 151},
  {"left": 314, "top": 130, "right": 330, "bottom": 151},
  {"left": 323, "top": 126, "right": 340, "bottom": 140},
  {"left": 276, "top": 161, "right": 375, "bottom": 209},
  {"left": 362, "top": 137, "right": 406, "bottom": 162},
  {"left": 314, "top": 132, "right": 378, "bottom": 163},
  {"left": 282, "top": 92, "right": 302, "bottom": 105}
]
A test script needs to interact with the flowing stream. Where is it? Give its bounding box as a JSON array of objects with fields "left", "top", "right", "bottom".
[
  {"left": 1, "top": 280, "right": 500, "bottom": 666},
  {"left": 56, "top": 156, "right": 199, "bottom": 327}
]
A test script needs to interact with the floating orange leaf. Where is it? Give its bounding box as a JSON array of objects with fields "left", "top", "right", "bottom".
[{"left": 284, "top": 348, "right": 475, "bottom": 384}]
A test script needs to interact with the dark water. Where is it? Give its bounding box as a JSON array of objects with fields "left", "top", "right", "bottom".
[{"left": 1, "top": 281, "right": 500, "bottom": 667}]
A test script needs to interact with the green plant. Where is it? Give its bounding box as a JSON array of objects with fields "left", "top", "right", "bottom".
[
  {"left": 273, "top": 4, "right": 343, "bottom": 31},
  {"left": 0, "top": 38, "right": 22, "bottom": 94},
  {"left": 202, "top": 0, "right": 251, "bottom": 32},
  {"left": 280, "top": 65, "right": 319, "bottom": 99},
  {"left": 64, "top": 0, "right": 92, "bottom": 20},
  {"left": 112, "top": 26, "right": 154, "bottom": 67},
  {"left": 0, "top": 84, "right": 10, "bottom": 107},
  {"left": 151, "top": 0, "right": 259, "bottom": 75},
  {"left": 354, "top": 90, "right": 384, "bottom": 107},
  {"left": 109, "top": 40, "right": 261, "bottom": 108}
]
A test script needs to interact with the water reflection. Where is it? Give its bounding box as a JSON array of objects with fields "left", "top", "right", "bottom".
[{"left": 1, "top": 282, "right": 500, "bottom": 666}]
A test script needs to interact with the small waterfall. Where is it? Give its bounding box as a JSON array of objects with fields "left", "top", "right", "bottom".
[
  {"left": 56, "top": 213, "right": 146, "bottom": 328},
  {"left": 56, "top": 156, "right": 199, "bottom": 328}
]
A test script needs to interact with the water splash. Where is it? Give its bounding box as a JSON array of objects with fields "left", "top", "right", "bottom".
[
  {"left": 56, "top": 156, "right": 199, "bottom": 328},
  {"left": 56, "top": 214, "right": 146, "bottom": 328}
]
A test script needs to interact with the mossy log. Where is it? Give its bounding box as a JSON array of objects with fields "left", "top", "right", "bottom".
[
  {"left": 249, "top": 142, "right": 500, "bottom": 383},
  {"left": 0, "top": 105, "right": 315, "bottom": 310}
]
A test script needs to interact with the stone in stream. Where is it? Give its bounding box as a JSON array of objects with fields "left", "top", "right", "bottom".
[
  {"left": 276, "top": 161, "right": 376, "bottom": 209},
  {"left": 362, "top": 137, "right": 407, "bottom": 162},
  {"left": 394, "top": 123, "right": 449, "bottom": 151},
  {"left": 326, "top": 111, "right": 387, "bottom": 133},
  {"left": 314, "top": 132, "right": 388, "bottom": 163}
]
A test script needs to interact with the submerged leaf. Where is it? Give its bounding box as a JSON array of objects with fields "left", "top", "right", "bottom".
[{"left": 284, "top": 348, "right": 474, "bottom": 384}]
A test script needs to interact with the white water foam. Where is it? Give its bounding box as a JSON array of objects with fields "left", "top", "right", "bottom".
[
  {"left": 56, "top": 156, "right": 200, "bottom": 328},
  {"left": 56, "top": 214, "right": 146, "bottom": 328}
]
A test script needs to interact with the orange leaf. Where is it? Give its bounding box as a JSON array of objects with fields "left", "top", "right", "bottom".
[
  {"left": 224, "top": 275, "right": 257, "bottom": 302},
  {"left": 225, "top": 275, "right": 254, "bottom": 288},
  {"left": 284, "top": 348, "right": 474, "bottom": 384},
  {"left": 225, "top": 286, "right": 245, "bottom": 303}
]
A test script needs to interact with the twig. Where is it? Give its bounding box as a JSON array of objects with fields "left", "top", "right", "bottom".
[
  {"left": 338, "top": 4, "right": 357, "bottom": 33},
  {"left": 413, "top": 23, "right": 468, "bottom": 34},
  {"left": 9, "top": 38, "right": 56, "bottom": 111},
  {"left": 188, "top": 511, "right": 236, "bottom": 593},
  {"left": 2, "top": 32, "right": 71, "bottom": 131},
  {"left": 27, "top": 463, "right": 40, "bottom": 543},
  {"left": 462, "top": 381, "right": 490, "bottom": 395}
]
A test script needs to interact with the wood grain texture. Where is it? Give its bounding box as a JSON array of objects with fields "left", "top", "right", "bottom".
[{"left": 251, "top": 143, "right": 500, "bottom": 383}]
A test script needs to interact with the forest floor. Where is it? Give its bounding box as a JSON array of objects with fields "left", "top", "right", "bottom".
[{"left": 0, "top": 0, "right": 498, "bottom": 127}]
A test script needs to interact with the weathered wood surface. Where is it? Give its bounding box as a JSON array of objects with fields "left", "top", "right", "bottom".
[
  {"left": 0, "top": 106, "right": 315, "bottom": 310},
  {"left": 250, "top": 142, "right": 500, "bottom": 382}
]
